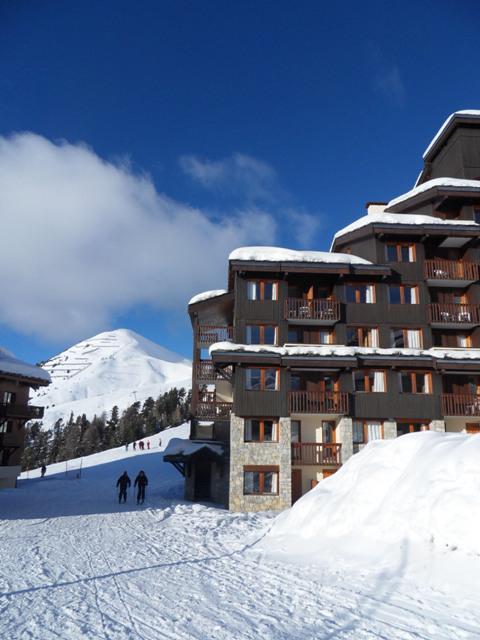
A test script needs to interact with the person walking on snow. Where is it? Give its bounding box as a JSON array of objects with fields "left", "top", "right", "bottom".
[
  {"left": 41, "top": 464, "right": 46, "bottom": 478},
  {"left": 139, "top": 441, "right": 145, "bottom": 451},
  {"left": 134, "top": 470, "right": 148, "bottom": 504},
  {"left": 116, "top": 471, "right": 131, "bottom": 503},
  {"left": 147, "top": 440, "right": 150, "bottom": 450},
  {"left": 133, "top": 441, "right": 137, "bottom": 451}
]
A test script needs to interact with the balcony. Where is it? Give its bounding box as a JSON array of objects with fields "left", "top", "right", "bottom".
[
  {"left": 291, "top": 442, "right": 342, "bottom": 466},
  {"left": 195, "top": 401, "right": 232, "bottom": 420},
  {"left": 428, "top": 303, "right": 480, "bottom": 328},
  {"left": 424, "top": 259, "right": 479, "bottom": 287},
  {"left": 441, "top": 394, "right": 480, "bottom": 416},
  {"left": 285, "top": 298, "right": 340, "bottom": 325},
  {"left": 0, "top": 403, "right": 44, "bottom": 420},
  {"left": 289, "top": 391, "right": 349, "bottom": 414},
  {"left": 194, "top": 360, "right": 232, "bottom": 383},
  {"left": 196, "top": 324, "right": 233, "bottom": 346}
]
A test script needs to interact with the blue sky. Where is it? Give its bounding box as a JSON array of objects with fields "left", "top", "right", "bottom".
[{"left": 1, "top": 0, "right": 479, "bottom": 363}]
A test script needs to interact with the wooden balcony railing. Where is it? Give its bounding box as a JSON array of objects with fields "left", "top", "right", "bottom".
[
  {"left": 291, "top": 442, "right": 342, "bottom": 466},
  {"left": 196, "top": 324, "right": 233, "bottom": 345},
  {"left": 194, "top": 361, "right": 233, "bottom": 382},
  {"left": 285, "top": 298, "right": 340, "bottom": 322},
  {"left": 424, "top": 259, "right": 479, "bottom": 282},
  {"left": 441, "top": 394, "right": 480, "bottom": 416},
  {"left": 0, "top": 403, "right": 44, "bottom": 420},
  {"left": 195, "top": 401, "right": 232, "bottom": 420},
  {"left": 428, "top": 303, "right": 480, "bottom": 325},
  {"left": 289, "top": 391, "right": 349, "bottom": 414}
]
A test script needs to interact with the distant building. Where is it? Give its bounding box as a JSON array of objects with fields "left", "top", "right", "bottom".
[
  {"left": 165, "top": 110, "right": 480, "bottom": 511},
  {"left": 0, "top": 349, "right": 50, "bottom": 488}
]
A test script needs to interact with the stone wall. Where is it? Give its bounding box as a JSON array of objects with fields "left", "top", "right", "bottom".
[
  {"left": 336, "top": 417, "right": 353, "bottom": 463},
  {"left": 228, "top": 413, "right": 291, "bottom": 512},
  {"left": 430, "top": 420, "right": 446, "bottom": 433},
  {"left": 383, "top": 421, "right": 397, "bottom": 439}
]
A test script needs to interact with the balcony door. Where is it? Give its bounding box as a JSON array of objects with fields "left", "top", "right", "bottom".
[
  {"left": 322, "top": 421, "right": 336, "bottom": 443},
  {"left": 291, "top": 373, "right": 337, "bottom": 393},
  {"left": 444, "top": 375, "right": 480, "bottom": 395},
  {"left": 291, "top": 469, "right": 302, "bottom": 504}
]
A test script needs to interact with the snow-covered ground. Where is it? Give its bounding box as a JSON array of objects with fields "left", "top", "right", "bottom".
[
  {"left": 32, "top": 329, "right": 192, "bottom": 427},
  {"left": 1, "top": 429, "right": 479, "bottom": 639}
]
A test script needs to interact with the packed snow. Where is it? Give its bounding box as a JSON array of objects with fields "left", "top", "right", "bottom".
[
  {"left": 164, "top": 437, "right": 225, "bottom": 457},
  {"left": 210, "top": 341, "right": 480, "bottom": 361},
  {"left": 423, "top": 110, "right": 480, "bottom": 159},
  {"left": 229, "top": 246, "right": 372, "bottom": 264},
  {"left": 32, "top": 329, "right": 191, "bottom": 427},
  {"left": 0, "top": 346, "right": 50, "bottom": 383},
  {"left": 387, "top": 177, "right": 480, "bottom": 209},
  {"left": 188, "top": 289, "right": 228, "bottom": 305},
  {"left": 333, "top": 210, "right": 479, "bottom": 243},
  {"left": 1, "top": 428, "right": 480, "bottom": 638}
]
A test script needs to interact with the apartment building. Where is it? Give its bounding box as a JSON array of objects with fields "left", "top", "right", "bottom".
[
  {"left": 0, "top": 350, "right": 50, "bottom": 488},
  {"left": 165, "top": 110, "right": 480, "bottom": 511}
]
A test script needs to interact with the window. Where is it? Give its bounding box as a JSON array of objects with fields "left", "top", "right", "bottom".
[
  {"left": 353, "top": 370, "right": 386, "bottom": 392},
  {"left": 391, "top": 328, "right": 423, "bottom": 348},
  {"left": 244, "top": 419, "right": 279, "bottom": 442},
  {"left": 244, "top": 466, "right": 279, "bottom": 495},
  {"left": 346, "top": 284, "right": 375, "bottom": 304},
  {"left": 0, "top": 420, "right": 13, "bottom": 433},
  {"left": 2, "top": 391, "right": 15, "bottom": 404},
  {"left": 246, "top": 325, "right": 278, "bottom": 345},
  {"left": 397, "top": 421, "right": 429, "bottom": 436},
  {"left": 385, "top": 243, "right": 416, "bottom": 263},
  {"left": 291, "top": 420, "right": 301, "bottom": 443},
  {"left": 388, "top": 285, "right": 419, "bottom": 304},
  {"left": 245, "top": 368, "right": 280, "bottom": 391},
  {"left": 287, "top": 327, "right": 332, "bottom": 344},
  {"left": 399, "top": 372, "right": 432, "bottom": 394},
  {"left": 353, "top": 420, "right": 384, "bottom": 443},
  {"left": 433, "top": 331, "right": 472, "bottom": 348},
  {"left": 247, "top": 280, "right": 278, "bottom": 301},
  {"left": 474, "top": 209, "right": 480, "bottom": 224},
  {"left": 347, "top": 327, "right": 379, "bottom": 347}
]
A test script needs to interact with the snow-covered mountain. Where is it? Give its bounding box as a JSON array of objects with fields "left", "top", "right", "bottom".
[{"left": 32, "top": 329, "right": 192, "bottom": 426}]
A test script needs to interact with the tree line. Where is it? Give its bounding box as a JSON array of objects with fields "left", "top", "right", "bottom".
[{"left": 21, "top": 387, "right": 191, "bottom": 471}]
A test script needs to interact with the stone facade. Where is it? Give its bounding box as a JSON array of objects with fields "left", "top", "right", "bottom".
[
  {"left": 336, "top": 416, "right": 353, "bottom": 463},
  {"left": 430, "top": 420, "right": 446, "bottom": 433},
  {"left": 228, "top": 413, "right": 291, "bottom": 512},
  {"left": 383, "top": 421, "right": 397, "bottom": 440}
]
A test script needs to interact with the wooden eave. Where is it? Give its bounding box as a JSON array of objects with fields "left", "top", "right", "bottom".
[
  {"left": 188, "top": 291, "right": 234, "bottom": 326},
  {"left": 211, "top": 351, "right": 282, "bottom": 366},
  {"left": 0, "top": 370, "right": 49, "bottom": 388},
  {"left": 434, "top": 360, "right": 480, "bottom": 372},
  {"left": 229, "top": 260, "right": 390, "bottom": 278},
  {"left": 385, "top": 186, "right": 480, "bottom": 214}
]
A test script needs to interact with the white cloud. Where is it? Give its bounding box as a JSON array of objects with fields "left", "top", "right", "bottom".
[
  {"left": 0, "top": 133, "right": 276, "bottom": 342},
  {"left": 179, "top": 152, "right": 280, "bottom": 202},
  {"left": 375, "top": 65, "right": 406, "bottom": 105}
]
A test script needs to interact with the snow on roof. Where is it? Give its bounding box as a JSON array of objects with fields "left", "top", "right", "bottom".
[
  {"left": 229, "top": 246, "right": 372, "bottom": 265},
  {"left": 423, "top": 110, "right": 480, "bottom": 159},
  {"left": 188, "top": 289, "right": 228, "bottom": 306},
  {"left": 0, "top": 347, "right": 51, "bottom": 383},
  {"left": 163, "top": 438, "right": 224, "bottom": 458},
  {"left": 333, "top": 210, "right": 479, "bottom": 244},
  {"left": 210, "top": 342, "right": 480, "bottom": 361},
  {"left": 387, "top": 177, "right": 480, "bottom": 209}
]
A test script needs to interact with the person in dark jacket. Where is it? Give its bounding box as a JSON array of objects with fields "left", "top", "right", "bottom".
[
  {"left": 41, "top": 464, "right": 47, "bottom": 478},
  {"left": 134, "top": 470, "right": 148, "bottom": 504},
  {"left": 116, "top": 471, "right": 131, "bottom": 503}
]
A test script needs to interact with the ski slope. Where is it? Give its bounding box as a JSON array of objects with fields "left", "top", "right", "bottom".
[
  {"left": 1, "top": 429, "right": 479, "bottom": 639},
  {"left": 32, "top": 329, "right": 192, "bottom": 427}
]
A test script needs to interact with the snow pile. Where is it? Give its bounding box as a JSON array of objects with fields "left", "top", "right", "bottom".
[
  {"left": 189, "top": 289, "right": 228, "bottom": 305},
  {"left": 423, "top": 110, "right": 480, "bottom": 158},
  {"left": 210, "top": 341, "right": 480, "bottom": 361},
  {"left": 229, "top": 246, "right": 372, "bottom": 265},
  {"left": 387, "top": 177, "right": 480, "bottom": 209},
  {"left": 32, "top": 329, "right": 191, "bottom": 426},
  {"left": 0, "top": 347, "right": 50, "bottom": 383},
  {"left": 333, "top": 210, "right": 479, "bottom": 242},
  {"left": 263, "top": 432, "right": 480, "bottom": 558}
]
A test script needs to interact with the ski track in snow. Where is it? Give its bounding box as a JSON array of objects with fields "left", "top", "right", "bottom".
[{"left": 1, "top": 429, "right": 479, "bottom": 639}]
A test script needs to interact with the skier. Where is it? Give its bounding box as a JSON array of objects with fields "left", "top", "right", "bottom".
[
  {"left": 125, "top": 443, "right": 129, "bottom": 451},
  {"left": 116, "top": 471, "right": 131, "bottom": 503},
  {"left": 158, "top": 437, "right": 162, "bottom": 448},
  {"left": 134, "top": 470, "right": 148, "bottom": 505},
  {"left": 139, "top": 441, "right": 144, "bottom": 451},
  {"left": 133, "top": 441, "right": 137, "bottom": 451},
  {"left": 147, "top": 440, "right": 150, "bottom": 450},
  {"left": 41, "top": 464, "right": 47, "bottom": 478}
]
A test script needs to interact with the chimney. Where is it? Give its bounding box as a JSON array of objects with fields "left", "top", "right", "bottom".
[{"left": 365, "top": 201, "right": 387, "bottom": 216}]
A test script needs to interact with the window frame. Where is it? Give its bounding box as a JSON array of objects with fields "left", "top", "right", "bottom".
[
  {"left": 246, "top": 280, "right": 279, "bottom": 301},
  {"left": 347, "top": 326, "right": 379, "bottom": 347},
  {"left": 345, "top": 283, "right": 376, "bottom": 304},
  {"left": 0, "top": 419, "right": 13, "bottom": 433},
  {"left": 244, "top": 418, "right": 279, "bottom": 443},
  {"left": 245, "top": 367, "right": 280, "bottom": 391},
  {"left": 398, "top": 371, "right": 432, "bottom": 394},
  {"left": 353, "top": 370, "right": 387, "bottom": 393},
  {"left": 388, "top": 284, "right": 419, "bottom": 305},
  {"left": 396, "top": 421, "right": 430, "bottom": 436},
  {"left": 385, "top": 242, "right": 416, "bottom": 263},
  {"left": 391, "top": 328, "right": 423, "bottom": 348},
  {"left": 245, "top": 324, "right": 278, "bottom": 346},
  {"left": 353, "top": 420, "right": 384, "bottom": 444},
  {"left": 243, "top": 466, "right": 280, "bottom": 495}
]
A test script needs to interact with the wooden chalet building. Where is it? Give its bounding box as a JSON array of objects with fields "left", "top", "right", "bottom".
[
  {"left": 165, "top": 110, "right": 480, "bottom": 511},
  {"left": 0, "top": 349, "right": 50, "bottom": 488}
]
